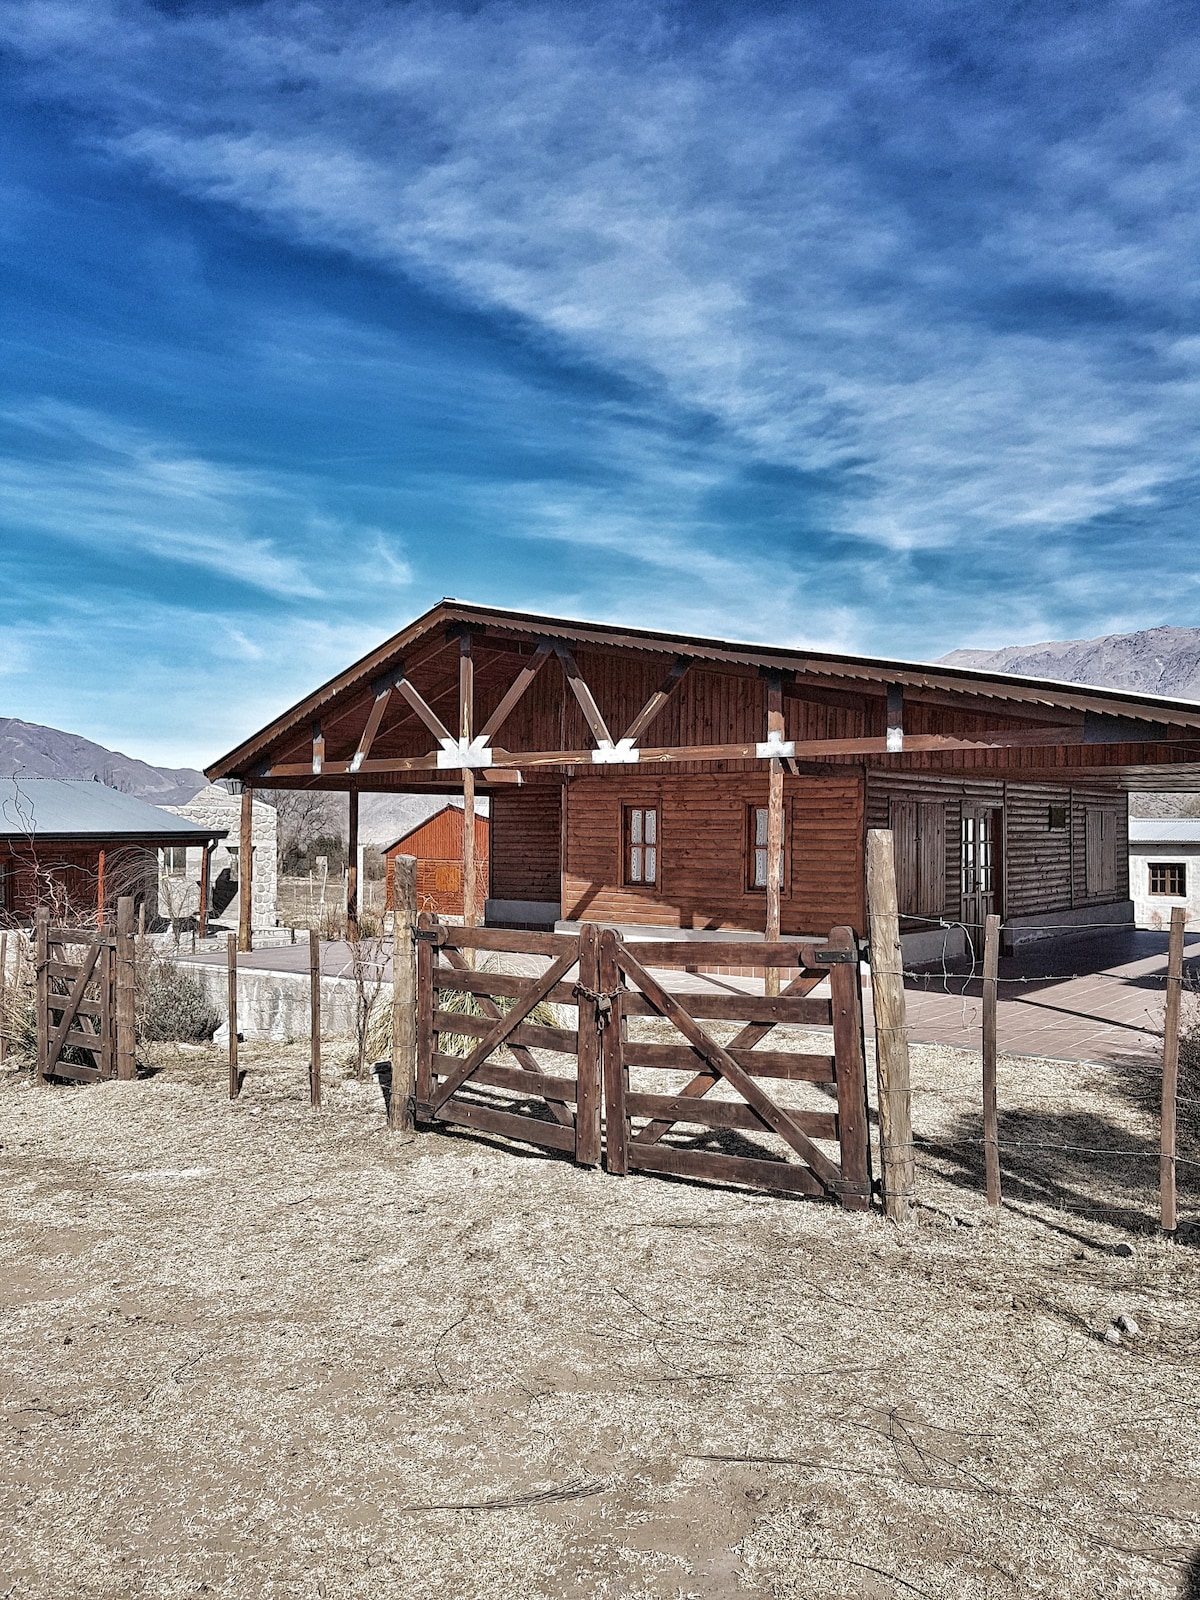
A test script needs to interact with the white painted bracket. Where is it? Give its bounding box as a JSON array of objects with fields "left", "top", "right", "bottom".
[
  {"left": 755, "top": 731, "right": 796, "bottom": 760},
  {"left": 591, "top": 738, "right": 641, "bottom": 765},
  {"left": 436, "top": 736, "right": 495, "bottom": 769},
  {"left": 349, "top": 751, "right": 364, "bottom": 773},
  {"left": 886, "top": 728, "right": 904, "bottom": 753}
]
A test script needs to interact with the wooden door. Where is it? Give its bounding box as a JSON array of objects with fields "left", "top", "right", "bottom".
[{"left": 960, "top": 807, "right": 1002, "bottom": 943}]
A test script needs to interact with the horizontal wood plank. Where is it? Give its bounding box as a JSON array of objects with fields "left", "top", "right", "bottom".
[
  {"left": 625, "top": 1091, "right": 837, "bottom": 1139},
  {"left": 436, "top": 926, "right": 579, "bottom": 957},
  {"left": 434, "top": 969, "right": 580, "bottom": 1008},
  {"left": 622, "top": 1041, "right": 836, "bottom": 1080},
  {"left": 432, "top": 1057, "right": 578, "bottom": 1103},
  {"left": 621, "top": 940, "right": 826, "bottom": 968},
  {"left": 432, "top": 1012, "right": 579, "bottom": 1056},
  {"left": 626, "top": 1142, "right": 826, "bottom": 1197},
  {"left": 429, "top": 1098, "right": 577, "bottom": 1152},
  {"left": 620, "top": 991, "right": 832, "bottom": 1025}
]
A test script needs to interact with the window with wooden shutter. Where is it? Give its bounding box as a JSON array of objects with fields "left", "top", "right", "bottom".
[
  {"left": 624, "top": 806, "right": 658, "bottom": 886},
  {"left": 1085, "top": 808, "right": 1118, "bottom": 897},
  {"left": 890, "top": 799, "right": 945, "bottom": 917}
]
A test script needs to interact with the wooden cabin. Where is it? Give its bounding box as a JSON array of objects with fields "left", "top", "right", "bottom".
[
  {"left": 0, "top": 778, "right": 225, "bottom": 928},
  {"left": 383, "top": 804, "right": 489, "bottom": 919},
  {"left": 207, "top": 602, "right": 1200, "bottom": 957}
]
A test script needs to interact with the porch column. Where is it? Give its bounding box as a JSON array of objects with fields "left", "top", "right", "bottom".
[
  {"left": 764, "top": 671, "right": 785, "bottom": 997},
  {"left": 96, "top": 848, "right": 106, "bottom": 928},
  {"left": 238, "top": 785, "right": 253, "bottom": 952},
  {"left": 198, "top": 842, "right": 212, "bottom": 939},
  {"left": 460, "top": 631, "right": 478, "bottom": 928},
  {"left": 346, "top": 789, "right": 359, "bottom": 938}
]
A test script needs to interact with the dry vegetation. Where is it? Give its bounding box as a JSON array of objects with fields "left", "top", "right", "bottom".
[{"left": 1, "top": 1030, "right": 1198, "bottom": 1600}]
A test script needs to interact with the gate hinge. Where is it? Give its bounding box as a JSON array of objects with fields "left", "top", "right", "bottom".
[
  {"left": 413, "top": 926, "right": 447, "bottom": 946},
  {"left": 811, "top": 948, "right": 855, "bottom": 964}
]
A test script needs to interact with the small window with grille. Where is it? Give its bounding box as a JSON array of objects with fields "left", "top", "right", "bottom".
[
  {"left": 1149, "top": 862, "right": 1186, "bottom": 897},
  {"left": 624, "top": 807, "right": 658, "bottom": 886},
  {"left": 1047, "top": 804, "right": 1068, "bottom": 832}
]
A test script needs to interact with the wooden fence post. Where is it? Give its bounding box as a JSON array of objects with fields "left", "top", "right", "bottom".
[
  {"left": 389, "top": 857, "right": 418, "bottom": 1132},
  {"left": 575, "top": 922, "right": 603, "bottom": 1166},
  {"left": 35, "top": 906, "right": 49, "bottom": 1086},
  {"left": 238, "top": 785, "right": 254, "bottom": 953},
  {"left": 0, "top": 929, "right": 7, "bottom": 1066},
  {"left": 600, "top": 929, "right": 628, "bottom": 1176},
  {"left": 115, "top": 896, "right": 137, "bottom": 1081},
  {"left": 866, "top": 829, "right": 915, "bottom": 1221},
  {"left": 1161, "top": 904, "right": 1186, "bottom": 1234},
  {"left": 982, "top": 912, "right": 1001, "bottom": 1207},
  {"left": 227, "top": 932, "right": 239, "bottom": 1099},
  {"left": 309, "top": 928, "right": 322, "bottom": 1111}
]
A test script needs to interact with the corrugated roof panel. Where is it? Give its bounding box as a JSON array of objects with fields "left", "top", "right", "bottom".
[
  {"left": 0, "top": 779, "right": 225, "bottom": 841},
  {"left": 1127, "top": 817, "right": 1200, "bottom": 845}
]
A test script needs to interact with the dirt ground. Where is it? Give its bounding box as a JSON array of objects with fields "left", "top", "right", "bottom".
[{"left": 1, "top": 1033, "right": 1197, "bottom": 1600}]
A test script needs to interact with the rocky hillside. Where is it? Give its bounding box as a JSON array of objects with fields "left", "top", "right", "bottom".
[
  {"left": 941, "top": 625, "right": 1200, "bottom": 701},
  {"left": 941, "top": 625, "right": 1200, "bottom": 817},
  {"left": 0, "top": 718, "right": 208, "bottom": 807}
]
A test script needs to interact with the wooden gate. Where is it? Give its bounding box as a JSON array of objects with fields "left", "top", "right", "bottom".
[
  {"left": 603, "top": 927, "right": 872, "bottom": 1208},
  {"left": 413, "top": 916, "right": 872, "bottom": 1208},
  {"left": 35, "top": 904, "right": 135, "bottom": 1084},
  {"left": 413, "top": 917, "right": 603, "bottom": 1163}
]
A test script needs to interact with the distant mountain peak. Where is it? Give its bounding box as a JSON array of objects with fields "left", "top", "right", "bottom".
[
  {"left": 940, "top": 625, "right": 1200, "bottom": 702},
  {"left": 0, "top": 718, "right": 209, "bottom": 807}
]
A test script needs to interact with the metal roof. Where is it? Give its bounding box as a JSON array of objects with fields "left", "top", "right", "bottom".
[
  {"left": 207, "top": 598, "right": 1200, "bottom": 781},
  {"left": 1128, "top": 817, "right": 1200, "bottom": 846},
  {"left": 0, "top": 779, "right": 226, "bottom": 842}
]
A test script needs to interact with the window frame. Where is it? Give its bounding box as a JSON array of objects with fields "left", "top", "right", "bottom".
[
  {"left": 1148, "top": 861, "right": 1187, "bottom": 897},
  {"left": 622, "top": 804, "right": 660, "bottom": 889},
  {"left": 744, "top": 802, "right": 789, "bottom": 894}
]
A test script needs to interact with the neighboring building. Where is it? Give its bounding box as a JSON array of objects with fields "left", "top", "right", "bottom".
[
  {"left": 0, "top": 778, "right": 223, "bottom": 925},
  {"left": 1129, "top": 818, "right": 1200, "bottom": 931},
  {"left": 383, "top": 802, "right": 489, "bottom": 919},
  {"left": 160, "top": 784, "right": 278, "bottom": 930},
  {"left": 205, "top": 601, "right": 1200, "bottom": 958}
]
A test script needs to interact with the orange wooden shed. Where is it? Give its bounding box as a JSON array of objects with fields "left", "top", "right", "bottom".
[{"left": 383, "top": 804, "right": 489, "bottom": 918}]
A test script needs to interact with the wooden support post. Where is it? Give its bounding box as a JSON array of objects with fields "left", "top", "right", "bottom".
[
  {"left": 866, "top": 829, "right": 915, "bottom": 1222},
  {"left": 227, "top": 932, "right": 239, "bottom": 1099},
  {"left": 982, "top": 911, "right": 1001, "bottom": 1207},
  {"left": 198, "top": 843, "right": 211, "bottom": 939},
  {"left": 575, "top": 922, "right": 602, "bottom": 1166},
  {"left": 115, "top": 895, "right": 136, "bottom": 1081},
  {"left": 35, "top": 906, "right": 49, "bottom": 1085},
  {"left": 96, "top": 848, "right": 106, "bottom": 928},
  {"left": 0, "top": 929, "right": 7, "bottom": 1066},
  {"left": 599, "top": 928, "right": 628, "bottom": 1175},
  {"left": 309, "top": 928, "right": 322, "bottom": 1110},
  {"left": 764, "top": 671, "right": 785, "bottom": 998},
  {"left": 415, "top": 913, "right": 434, "bottom": 1116},
  {"left": 389, "top": 855, "right": 418, "bottom": 1132},
  {"left": 238, "top": 785, "right": 253, "bottom": 953},
  {"left": 459, "top": 632, "right": 478, "bottom": 929},
  {"left": 1161, "top": 903, "right": 1186, "bottom": 1234},
  {"left": 346, "top": 789, "right": 359, "bottom": 939}
]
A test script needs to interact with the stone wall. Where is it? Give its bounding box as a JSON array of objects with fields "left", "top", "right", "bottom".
[{"left": 159, "top": 785, "right": 278, "bottom": 929}]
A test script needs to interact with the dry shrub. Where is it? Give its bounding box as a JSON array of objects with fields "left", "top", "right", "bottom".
[{"left": 137, "top": 956, "right": 222, "bottom": 1043}]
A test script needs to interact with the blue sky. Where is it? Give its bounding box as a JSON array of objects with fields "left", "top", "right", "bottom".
[{"left": 2, "top": 0, "right": 1199, "bottom": 766}]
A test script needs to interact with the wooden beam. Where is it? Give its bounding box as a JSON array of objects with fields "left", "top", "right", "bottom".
[
  {"left": 349, "top": 684, "right": 392, "bottom": 773},
  {"left": 553, "top": 643, "right": 614, "bottom": 747},
  {"left": 479, "top": 641, "right": 552, "bottom": 741},
  {"left": 886, "top": 683, "right": 904, "bottom": 752},
  {"left": 460, "top": 633, "right": 477, "bottom": 929},
  {"left": 198, "top": 843, "right": 211, "bottom": 939},
  {"left": 389, "top": 855, "right": 418, "bottom": 1132},
  {"left": 764, "top": 672, "right": 785, "bottom": 997},
  {"left": 621, "top": 656, "right": 691, "bottom": 744},
  {"left": 394, "top": 673, "right": 455, "bottom": 746},
  {"left": 867, "top": 829, "right": 915, "bottom": 1222},
  {"left": 346, "top": 789, "right": 359, "bottom": 939},
  {"left": 312, "top": 722, "right": 324, "bottom": 775},
  {"left": 238, "top": 786, "right": 253, "bottom": 953}
]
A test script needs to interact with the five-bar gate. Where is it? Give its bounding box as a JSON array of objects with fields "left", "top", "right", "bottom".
[{"left": 415, "top": 917, "right": 871, "bottom": 1208}]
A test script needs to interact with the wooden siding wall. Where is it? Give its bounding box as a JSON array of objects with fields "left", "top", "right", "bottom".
[
  {"left": 488, "top": 788, "right": 562, "bottom": 902},
  {"left": 561, "top": 773, "right": 865, "bottom": 933},
  {"left": 385, "top": 809, "right": 490, "bottom": 919},
  {"left": 866, "top": 774, "right": 1129, "bottom": 918},
  {"left": 0, "top": 844, "right": 156, "bottom": 921}
]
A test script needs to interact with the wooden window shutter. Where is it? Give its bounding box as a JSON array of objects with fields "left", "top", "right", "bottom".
[
  {"left": 1084, "top": 809, "right": 1103, "bottom": 897},
  {"left": 1102, "top": 810, "right": 1118, "bottom": 896},
  {"left": 917, "top": 803, "right": 946, "bottom": 917},
  {"left": 890, "top": 800, "right": 919, "bottom": 915}
]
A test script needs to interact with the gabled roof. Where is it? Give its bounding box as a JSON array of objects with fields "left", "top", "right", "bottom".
[
  {"left": 0, "top": 779, "right": 227, "bottom": 843},
  {"left": 381, "top": 800, "right": 489, "bottom": 855},
  {"left": 208, "top": 598, "right": 1200, "bottom": 781}
]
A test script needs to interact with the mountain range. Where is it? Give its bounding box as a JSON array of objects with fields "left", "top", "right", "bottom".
[
  {"left": 0, "top": 718, "right": 209, "bottom": 808},
  {"left": 939, "top": 625, "right": 1200, "bottom": 701}
]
